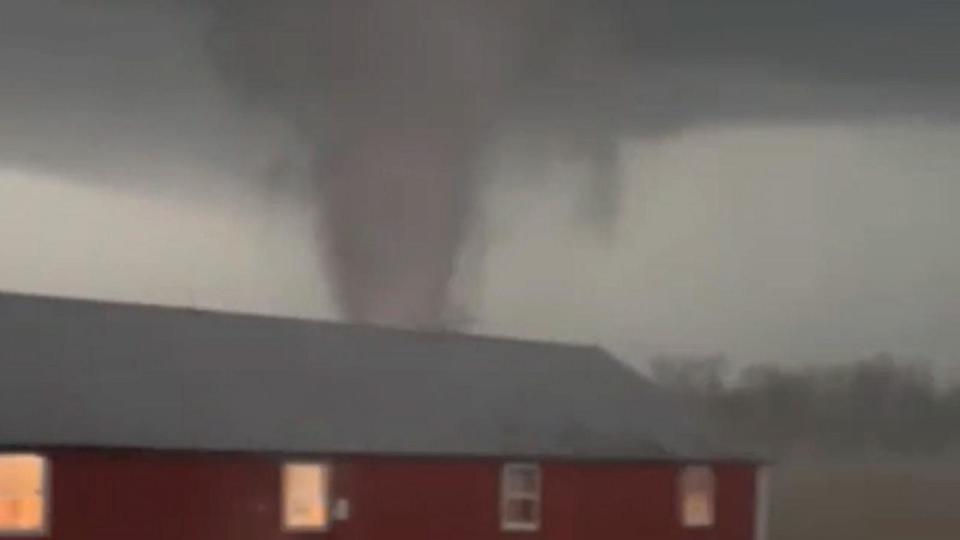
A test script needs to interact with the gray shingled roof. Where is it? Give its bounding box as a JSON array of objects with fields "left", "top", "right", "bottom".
[{"left": 0, "top": 292, "right": 747, "bottom": 461}]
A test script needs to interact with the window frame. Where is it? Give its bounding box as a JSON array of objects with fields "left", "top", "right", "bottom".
[
  {"left": 500, "top": 462, "right": 542, "bottom": 533},
  {"left": 677, "top": 464, "right": 717, "bottom": 530},
  {"left": 280, "top": 461, "right": 332, "bottom": 533},
  {"left": 753, "top": 466, "right": 771, "bottom": 540},
  {"left": 0, "top": 453, "right": 50, "bottom": 538}
]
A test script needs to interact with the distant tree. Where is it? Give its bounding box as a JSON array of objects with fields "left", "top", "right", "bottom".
[{"left": 649, "top": 353, "right": 729, "bottom": 397}]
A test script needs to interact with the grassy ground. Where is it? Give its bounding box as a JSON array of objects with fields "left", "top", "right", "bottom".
[{"left": 769, "top": 460, "right": 960, "bottom": 540}]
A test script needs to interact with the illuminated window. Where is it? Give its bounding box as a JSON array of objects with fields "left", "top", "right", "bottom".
[
  {"left": 282, "top": 462, "right": 330, "bottom": 531},
  {"left": 501, "top": 463, "right": 541, "bottom": 532},
  {"left": 0, "top": 454, "right": 48, "bottom": 535},
  {"left": 679, "top": 465, "right": 716, "bottom": 528}
]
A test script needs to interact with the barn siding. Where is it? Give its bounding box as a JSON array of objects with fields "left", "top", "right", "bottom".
[
  {"left": 35, "top": 450, "right": 756, "bottom": 540},
  {"left": 48, "top": 451, "right": 315, "bottom": 540}
]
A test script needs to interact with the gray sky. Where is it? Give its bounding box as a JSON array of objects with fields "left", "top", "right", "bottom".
[{"left": 2, "top": 1, "right": 959, "bottom": 372}]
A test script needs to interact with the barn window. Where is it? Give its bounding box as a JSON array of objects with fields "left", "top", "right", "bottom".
[
  {"left": 282, "top": 462, "right": 330, "bottom": 531},
  {"left": 0, "top": 454, "right": 48, "bottom": 535},
  {"left": 679, "top": 465, "right": 716, "bottom": 528},
  {"left": 500, "top": 463, "right": 541, "bottom": 532}
]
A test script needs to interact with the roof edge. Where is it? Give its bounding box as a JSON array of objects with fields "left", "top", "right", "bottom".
[{"left": 0, "top": 443, "right": 769, "bottom": 465}]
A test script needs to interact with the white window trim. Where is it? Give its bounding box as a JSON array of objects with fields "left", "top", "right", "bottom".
[
  {"left": 280, "top": 461, "right": 332, "bottom": 533},
  {"left": 0, "top": 453, "right": 50, "bottom": 538},
  {"left": 678, "top": 464, "right": 716, "bottom": 530},
  {"left": 753, "top": 466, "right": 771, "bottom": 540},
  {"left": 500, "top": 463, "right": 541, "bottom": 533}
]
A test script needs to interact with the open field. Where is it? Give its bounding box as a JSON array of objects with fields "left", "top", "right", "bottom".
[{"left": 770, "top": 460, "right": 960, "bottom": 540}]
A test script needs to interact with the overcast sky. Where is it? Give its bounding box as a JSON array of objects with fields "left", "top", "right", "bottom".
[{"left": 2, "top": 1, "right": 959, "bottom": 372}]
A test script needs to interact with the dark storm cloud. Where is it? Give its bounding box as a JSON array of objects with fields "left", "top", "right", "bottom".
[
  {"left": 5, "top": 1, "right": 958, "bottom": 137},
  {"left": 506, "top": 0, "right": 960, "bottom": 134},
  {"left": 0, "top": 0, "right": 286, "bottom": 201}
]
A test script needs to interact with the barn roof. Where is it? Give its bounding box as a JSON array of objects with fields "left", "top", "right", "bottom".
[{"left": 0, "top": 291, "right": 751, "bottom": 462}]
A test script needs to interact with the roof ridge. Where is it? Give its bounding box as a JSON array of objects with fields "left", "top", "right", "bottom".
[{"left": 0, "top": 289, "right": 597, "bottom": 351}]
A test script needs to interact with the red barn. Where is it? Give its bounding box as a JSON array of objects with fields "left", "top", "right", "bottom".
[{"left": 0, "top": 292, "right": 768, "bottom": 540}]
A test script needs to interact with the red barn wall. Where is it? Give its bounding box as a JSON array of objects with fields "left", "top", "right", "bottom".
[{"left": 37, "top": 450, "right": 757, "bottom": 540}]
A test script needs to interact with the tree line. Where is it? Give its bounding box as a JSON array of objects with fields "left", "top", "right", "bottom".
[{"left": 649, "top": 353, "right": 960, "bottom": 460}]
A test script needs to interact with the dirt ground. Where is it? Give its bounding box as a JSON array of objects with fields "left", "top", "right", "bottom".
[{"left": 769, "top": 460, "right": 960, "bottom": 540}]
